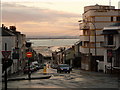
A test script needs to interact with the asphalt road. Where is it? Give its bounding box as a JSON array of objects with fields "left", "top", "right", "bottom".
[{"left": 3, "top": 68, "right": 119, "bottom": 89}]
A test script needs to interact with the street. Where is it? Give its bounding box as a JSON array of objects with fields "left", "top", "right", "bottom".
[{"left": 5, "top": 67, "right": 119, "bottom": 88}]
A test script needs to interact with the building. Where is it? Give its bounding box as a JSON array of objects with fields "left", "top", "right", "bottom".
[
  {"left": 52, "top": 46, "right": 75, "bottom": 66},
  {"left": 1, "top": 24, "right": 26, "bottom": 75},
  {"left": 2, "top": 25, "right": 16, "bottom": 75},
  {"left": 101, "top": 23, "right": 120, "bottom": 73},
  {"left": 64, "top": 46, "right": 75, "bottom": 67},
  {"left": 73, "top": 41, "right": 81, "bottom": 68},
  {"left": 79, "top": 4, "right": 120, "bottom": 71}
]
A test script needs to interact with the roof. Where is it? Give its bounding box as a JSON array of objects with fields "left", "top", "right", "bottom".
[{"left": 1, "top": 27, "right": 15, "bottom": 36}]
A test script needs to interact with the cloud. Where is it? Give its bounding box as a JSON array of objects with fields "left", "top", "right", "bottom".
[
  {"left": 2, "top": 3, "right": 80, "bottom": 23},
  {"left": 2, "top": 2, "right": 81, "bottom": 37}
]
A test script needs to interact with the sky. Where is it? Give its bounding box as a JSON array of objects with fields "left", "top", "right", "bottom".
[{"left": 1, "top": 0, "right": 120, "bottom": 37}]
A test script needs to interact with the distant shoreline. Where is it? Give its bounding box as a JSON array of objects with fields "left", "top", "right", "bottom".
[{"left": 27, "top": 38, "right": 80, "bottom": 39}]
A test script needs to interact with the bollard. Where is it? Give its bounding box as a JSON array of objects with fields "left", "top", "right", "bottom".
[{"left": 43, "top": 64, "right": 47, "bottom": 75}]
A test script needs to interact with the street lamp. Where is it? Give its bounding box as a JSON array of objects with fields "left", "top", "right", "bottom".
[{"left": 78, "top": 20, "right": 97, "bottom": 71}]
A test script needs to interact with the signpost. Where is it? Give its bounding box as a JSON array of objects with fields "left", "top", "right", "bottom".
[
  {"left": 26, "top": 52, "right": 32, "bottom": 80},
  {"left": 26, "top": 52, "right": 32, "bottom": 58},
  {"left": 2, "top": 43, "right": 11, "bottom": 90},
  {"left": 2, "top": 51, "right": 11, "bottom": 59},
  {"left": 26, "top": 42, "right": 32, "bottom": 80}
]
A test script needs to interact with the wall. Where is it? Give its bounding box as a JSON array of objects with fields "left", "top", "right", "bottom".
[{"left": 2, "top": 36, "right": 16, "bottom": 74}]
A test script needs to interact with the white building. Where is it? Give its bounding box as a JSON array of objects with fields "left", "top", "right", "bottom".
[
  {"left": 101, "top": 23, "right": 120, "bottom": 73},
  {"left": 79, "top": 4, "right": 120, "bottom": 71},
  {"left": 2, "top": 26, "right": 16, "bottom": 75},
  {"left": 1, "top": 25, "right": 26, "bottom": 75}
]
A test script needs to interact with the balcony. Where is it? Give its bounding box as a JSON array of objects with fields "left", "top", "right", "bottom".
[
  {"left": 80, "top": 36, "right": 89, "bottom": 41},
  {"left": 80, "top": 35, "right": 104, "bottom": 42},
  {"left": 79, "top": 23, "right": 89, "bottom": 30},
  {"left": 80, "top": 46, "right": 89, "bottom": 54}
]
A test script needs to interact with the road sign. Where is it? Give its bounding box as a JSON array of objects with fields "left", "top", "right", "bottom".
[
  {"left": 26, "top": 52, "right": 32, "bottom": 58},
  {"left": 2, "top": 51, "right": 11, "bottom": 59}
]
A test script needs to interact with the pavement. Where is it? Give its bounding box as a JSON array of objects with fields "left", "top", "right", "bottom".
[
  {"left": 72, "top": 69, "right": 109, "bottom": 76},
  {"left": 3, "top": 68, "right": 52, "bottom": 81}
]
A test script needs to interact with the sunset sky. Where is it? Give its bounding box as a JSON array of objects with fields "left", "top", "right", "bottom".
[{"left": 1, "top": 0, "right": 120, "bottom": 37}]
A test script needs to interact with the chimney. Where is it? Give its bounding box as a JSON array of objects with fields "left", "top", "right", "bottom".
[
  {"left": 9, "top": 26, "right": 16, "bottom": 31},
  {"left": 2, "top": 24, "right": 4, "bottom": 28}
]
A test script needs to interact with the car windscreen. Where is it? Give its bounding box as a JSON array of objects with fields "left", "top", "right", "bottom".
[{"left": 58, "top": 65, "right": 69, "bottom": 67}]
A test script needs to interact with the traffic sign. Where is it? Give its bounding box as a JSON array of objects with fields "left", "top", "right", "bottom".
[
  {"left": 26, "top": 52, "right": 32, "bottom": 58},
  {"left": 2, "top": 51, "right": 11, "bottom": 59}
]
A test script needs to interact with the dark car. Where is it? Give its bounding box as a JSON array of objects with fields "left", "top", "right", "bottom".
[
  {"left": 51, "top": 64, "right": 58, "bottom": 69},
  {"left": 39, "top": 64, "right": 44, "bottom": 69},
  {"left": 57, "top": 64, "right": 71, "bottom": 73},
  {"left": 69, "top": 66, "right": 72, "bottom": 71}
]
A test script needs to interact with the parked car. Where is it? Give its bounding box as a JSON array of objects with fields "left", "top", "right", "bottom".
[
  {"left": 35, "top": 65, "right": 40, "bottom": 70},
  {"left": 51, "top": 64, "right": 58, "bottom": 69},
  {"left": 69, "top": 66, "right": 72, "bottom": 71},
  {"left": 57, "top": 64, "right": 71, "bottom": 73},
  {"left": 32, "top": 65, "right": 37, "bottom": 71},
  {"left": 39, "top": 64, "right": 44, "bottom": 69}
]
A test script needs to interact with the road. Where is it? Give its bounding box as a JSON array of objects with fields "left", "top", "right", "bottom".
[{"left": 4, "top": 68, "right": 119, "bottom": 89}]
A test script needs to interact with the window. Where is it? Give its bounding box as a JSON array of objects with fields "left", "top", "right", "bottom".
[
  {"left": 83, "top": 30, "right": 89, "bottom": 35},
  {"left": 91, "top": 31, "right": 95, "bottom": 35},
  {"left": 107, "top": 35, "right": 113, "bottom": 45},
  {"left": 116, "top": 17, "right": 120, "bottom": 21},
  {"left": 91, "top": 17, "right": 95, "bottom": 22},
  {"left": 111, "top": 17, "right": 113, "bottom": 22},
  {"left": 84, "top": 41, "right": 89, "bottom": 47},
  {"left": 90, "top": 43, "right": 95, "bottom": 47}
]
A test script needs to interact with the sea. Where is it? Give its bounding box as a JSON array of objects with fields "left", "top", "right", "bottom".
[{"left": 29, "top": 39, "right": 80, "bottom": 56}]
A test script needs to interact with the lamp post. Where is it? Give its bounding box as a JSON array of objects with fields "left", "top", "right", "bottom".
[{"left": 78, "top": 20, "right": 97, "bottom": 71}]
